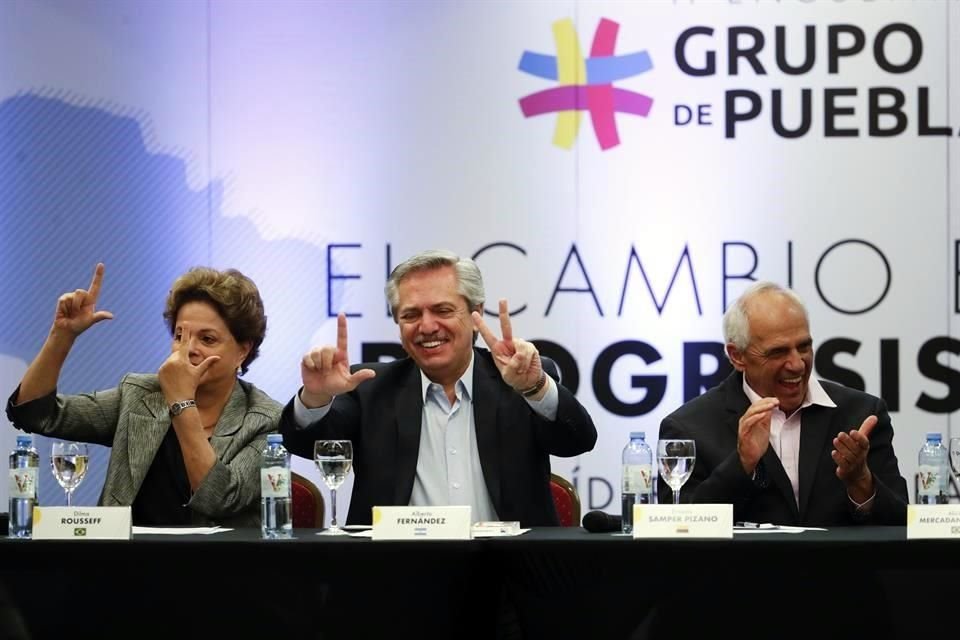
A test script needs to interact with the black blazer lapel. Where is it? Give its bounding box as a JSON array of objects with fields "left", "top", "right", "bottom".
[
  {"left": 473, "top": 351, "right": 503, "bottom": 515},
  {"left": 393, "top": 365, "right": 424, "bottom": 505},
  {"left": 797, "top": 404, "right": 833, "bottom": 520}
]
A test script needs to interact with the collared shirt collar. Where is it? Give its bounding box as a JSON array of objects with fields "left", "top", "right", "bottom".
[
  {"left": 420, "top": 351, "right": 475, "bottom": 403},
  {"left": 742, "top": 374, "right": 837, "bottom": 416}
]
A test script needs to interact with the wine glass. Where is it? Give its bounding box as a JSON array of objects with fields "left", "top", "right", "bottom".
[
  {"left": 314, "top": 440, "right": 353, "bottom": 535},
  {"left": 949, "top": 438, "right": 960, "bottom": 497},
  {"left": 657, "top": 439, "right": 696, "bottom": 504},
  {"left": 50, "top": 441, "right": 89, "bottom": 507}
]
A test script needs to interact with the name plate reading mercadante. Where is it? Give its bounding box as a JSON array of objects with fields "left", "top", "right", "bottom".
[
  {"left": 371, "top": 506, "right": 471, "bottom": 540},
  {"left": 632, "top": 504, "right": 733, "bottom": 539},
  {"left": 907, "top": 505, "right": 960, "bottom": 539},
  {"left": 33, "top": 506, "right": 132, "bottom": 540}
]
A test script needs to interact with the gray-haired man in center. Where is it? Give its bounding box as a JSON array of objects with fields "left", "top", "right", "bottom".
[{"left": 279, "top": 249, "right": 597, "bottom": 527}]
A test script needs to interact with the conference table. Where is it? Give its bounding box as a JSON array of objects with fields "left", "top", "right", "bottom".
[{"left": 0, "top": 527, "right": 955, "bottom": 639}]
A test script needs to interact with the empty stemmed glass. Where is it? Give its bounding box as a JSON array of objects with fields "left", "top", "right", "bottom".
[
  {"left": 314, "top": 440, "right": 353, "bottom": 535},
  {"left": 50, "top": 441, "right": 89, "bottom": 507},
  {"left": 657, "top": 439, "right": 696, "bottom": 504}
]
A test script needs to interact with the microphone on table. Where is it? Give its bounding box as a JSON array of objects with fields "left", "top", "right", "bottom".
[{"left": 581, "top": 510, "right": 622, "bottom": 533}]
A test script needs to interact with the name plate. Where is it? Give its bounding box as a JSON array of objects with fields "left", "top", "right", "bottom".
[
  {"left": 371, "top": 506, "right": 471, "bottom": 540},
  {"left": 632, "top": 504, "right": 733, "bottom": 539},
  {"left": 907, "top": 504, "right": 960, "bottom": 539},
  {"left": 33, "top": 506, "right": 132, "bottom": 540}
]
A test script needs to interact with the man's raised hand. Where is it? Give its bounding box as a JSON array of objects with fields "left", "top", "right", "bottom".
[
  {"left": 737, "top": 397, "right": 778, "bottom": 475},
  {"left": 300, "top": 313, "right": 375, "bottom": 408},
  {"left": 472, "top": 299, "right": 542, "bottom": 392}
]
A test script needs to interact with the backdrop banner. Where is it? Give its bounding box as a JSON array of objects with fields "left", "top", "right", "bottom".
[{"left": 1, "top": 0, "right": 957, "bottom": 516}]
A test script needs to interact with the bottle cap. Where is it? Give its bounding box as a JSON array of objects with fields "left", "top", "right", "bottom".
[
  {"left": 15, "top": 434, "right": 33, "bottom": 447},
  {"left": 266, "top": 433, "right": 283, "bottom": 444},
  {"left": 926, "top": 432, "right": 942, "bottom": 443},
  {"left": 629, "top": 431, "right": 646, "bottom": 440}
]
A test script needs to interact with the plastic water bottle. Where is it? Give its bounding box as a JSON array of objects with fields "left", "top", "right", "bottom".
[
  {"left": 260, "top": 434, "right": 292, "bottom": 539},
  {"left": 9, "top": 434, "right": 39, "bottom": 539},
  {"left": 917, "top": 432, "right": 949, "bottom": 504},
  {"left": 621, "top": 431, "right": 654, "bottom": 534}
]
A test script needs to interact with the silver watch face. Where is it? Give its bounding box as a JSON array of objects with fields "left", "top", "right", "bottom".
[{"left": 169, "top": 400, "right": 194, "bottom": 416}]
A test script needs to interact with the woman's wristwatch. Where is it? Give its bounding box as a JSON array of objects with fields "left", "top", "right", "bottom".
[{"left": 169, "top": 399, "right": 197, "bottom": 417}]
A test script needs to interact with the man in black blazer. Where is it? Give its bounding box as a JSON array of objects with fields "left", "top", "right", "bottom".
[
  {"left": 280, "top": 249, "right": 597, "bottom": 527},
  {"left": 658, "top": 281, "right": 907, "bottom": 526}
]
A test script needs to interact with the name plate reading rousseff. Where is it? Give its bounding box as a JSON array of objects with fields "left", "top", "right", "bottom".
[
  {"left": 33, "top": 506, "right": 132, "bottom": 540},
  {"left": 371, "top": 506, "right": 472, "bottom": 540},
  {"left": 632, "top": 504, "right": 733, "bottom": 539},
  {"left": 907, "top": 505, "right": 960, "bottom": 539}
]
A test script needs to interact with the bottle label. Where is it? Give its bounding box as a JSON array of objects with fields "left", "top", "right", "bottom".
[
  {"left": 622, "top": 464, "right": 653, "bottom": 493},
  {"left": 917, "top": 464, "right": 941, "bottom": 497},
  {"left": 9, "top": 467, "right": 37, "bottom": 499},
  {"left": 261, "top": 468, "right": 290, "bottom": 498}
]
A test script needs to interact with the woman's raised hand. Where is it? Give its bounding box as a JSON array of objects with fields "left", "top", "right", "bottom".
[{"left": 54, "top": 263, "right": 114, "bottom": 337}]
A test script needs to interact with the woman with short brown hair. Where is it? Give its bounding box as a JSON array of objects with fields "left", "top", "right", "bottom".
[{"left": 6, "top": 263, "right": 281, "bottom": 527}]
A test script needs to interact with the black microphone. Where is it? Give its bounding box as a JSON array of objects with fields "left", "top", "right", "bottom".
[{"left": 581, "top": 510, "right": 621, "bottom": 533}]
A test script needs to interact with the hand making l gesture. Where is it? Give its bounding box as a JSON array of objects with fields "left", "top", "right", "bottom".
[
  {"left": 53, "top": 263, "right": 114, "bottom": 337},
  {"left": 299, "top": 313, "right": 376, "bottom": 408}
]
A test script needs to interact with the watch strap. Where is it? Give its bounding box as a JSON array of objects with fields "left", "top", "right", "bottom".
[
  {"left": 169, "top": 399, "right": 197, "bottom": 417},
  {"left": 520, "top": 371, "right": 548, "bottom": 398}
]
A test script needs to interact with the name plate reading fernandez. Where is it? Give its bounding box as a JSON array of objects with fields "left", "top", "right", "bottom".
[
  {"left": 371, "top": 505, "right": 471, "bottom": 540},
  {"left": 33, "top": 506, "right": 132, "bottom": 540},
  {"left": 907, "top": 505, "right": 960, "bottom": 539},
  {"left": 632, "top": 504, "right": 733, "bottom": 539}
]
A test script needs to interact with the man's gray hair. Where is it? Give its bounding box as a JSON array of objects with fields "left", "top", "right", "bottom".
[
  {"left": 722, "top": 281, "right": 808, "bottom": 358},
  {"left": 384, "top": 249, "right": 486, "bottom": 321}
]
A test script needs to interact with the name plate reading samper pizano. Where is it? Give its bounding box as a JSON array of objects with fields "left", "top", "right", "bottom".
[
  {"left": 907, "top": 504, "right": 960, "bottom": 539},
  {"left": 371, "top": 505, "right": 472, "bottom": 540},
  {"left": 33, "top": 506, "right": 132, "bottom": 540},
  {"left": 632, "top": 504, "right": 733, "bottom": 539}
]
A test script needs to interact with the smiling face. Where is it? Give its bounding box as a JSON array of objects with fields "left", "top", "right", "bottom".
[
  {"left": 172, "top": 301, "right": 251, "bottom": 390},
  {"left": 395, "top": 265, "right": 478, "bottom": 387},
  {"left": 727, "top": 291, "right": 813, "bottom": 414}
]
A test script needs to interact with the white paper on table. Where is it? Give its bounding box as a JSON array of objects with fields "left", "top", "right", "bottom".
[
  {"left": 348, "top": 527, "right": 531, "bottom": 538},
  {"left": 733, "top": 524, "right": 827, "bottom": 534},
  {"left": 470, "top": 528, "right": 531, "bottom": 538},
  {"left": 132, "top": 526, "right": 233, "bottom": 535}
]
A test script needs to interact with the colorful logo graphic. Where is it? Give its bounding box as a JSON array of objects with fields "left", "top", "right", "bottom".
[{"left": 518, "top": 18, "right": 653, "bottom": 150}]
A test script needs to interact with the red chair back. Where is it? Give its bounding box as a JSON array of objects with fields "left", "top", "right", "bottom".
[
  {"left": 291, "top": 471, "right": 325, "bottom": 528},
  {"left": 549, "top": 473, "right": 581, "bottom": 527}
]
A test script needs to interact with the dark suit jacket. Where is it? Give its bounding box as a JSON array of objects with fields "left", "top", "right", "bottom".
[
  {"left": 658, "top": 371, "right": 908, "bottom": 526},
  {"left": 280, "top": 348, "right": 597, "bottom": 527}
]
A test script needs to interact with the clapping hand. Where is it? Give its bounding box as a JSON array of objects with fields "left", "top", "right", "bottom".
[
  {"left": 472, "top": 299, "right": 543, "bottom": 394},
  {"left": 54, "top": 263, "right": 114, "bottom": 337},
  {"left": 832, "top": 415, "right": 875, "bottom": 485},
  {"left": 299, "top": 313, "right": 376, "bottom": 408},
  {"left": 737, "top": 397, "right": 779, "bottom": 475},
  {"left": 158, "top": 323, "right": 220, "bottom": 402}
]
